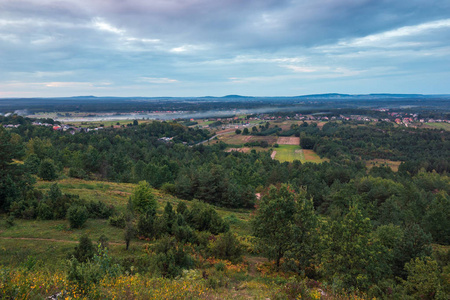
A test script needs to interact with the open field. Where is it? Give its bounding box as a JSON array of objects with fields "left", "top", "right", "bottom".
[
  {"left": 276, "top": 136, "right": 299, "bottom": 145},
  {"left": 303, "top": 149, "right": 327, "bottom": 163},
  {"left": 274, "top": 145, "right": 304, "bottom": 162},
  {"left": 366, "top": 159, "right": 402, "bottom": 172},
  {"left": 218, "top": 133, "right": 278, "bottom": 146},
  {"left": 424, "top": 122, "right": 450, "bottom": 131},
  {"left": 274, "top": 145, "right": 326, "bottom": 163}
]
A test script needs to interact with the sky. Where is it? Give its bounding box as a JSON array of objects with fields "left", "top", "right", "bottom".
[{"left": 1, "top": 0, "right": 450, "bottom": 97}]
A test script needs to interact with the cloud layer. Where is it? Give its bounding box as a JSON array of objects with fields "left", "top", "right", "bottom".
[{"left": 1, "top": 0, "right": 449, "bottom": 97}]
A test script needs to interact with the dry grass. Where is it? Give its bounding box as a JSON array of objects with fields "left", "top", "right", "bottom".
[
  {"left": 303, "top": 150, "right": 327, "bottom": 163},
  {"left": 366, "top": 159, "right": 402, "bottom": 172},
  {"left": 277, "top": 137, "right": 300, "bottom": 145}
]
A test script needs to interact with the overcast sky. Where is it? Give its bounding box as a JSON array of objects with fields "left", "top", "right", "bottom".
[{"left": 1, "top": 0, "right": 450, "bottom": 97}]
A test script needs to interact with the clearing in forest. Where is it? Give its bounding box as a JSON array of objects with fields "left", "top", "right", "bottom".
[{"left": 366, "top": 159, "right": 402, "bottom": 171}]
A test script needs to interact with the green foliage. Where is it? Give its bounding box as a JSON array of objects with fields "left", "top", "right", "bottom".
[
  {"left": 67, "top": 204, "right": 89, "bottom": 229},
  {"left": 187, "top": 201, "right": 229, "bottom": 235},
  {"left": 24, "top": 154, "right": 40, "bottom": 174},
  {"left": 72, "top": 234, "right": 95, "bottom": 263},
  {"left": 322, "top": 205, "right": 389, "bottom": 290},
  {"left": 38, "top": 158, "right": 58, "bottom": 181},
  {"left": 150, "top": 236, "right": 193, "bottom": 278},
  {"left": 137, "top": 210, "right": 157, "bottom": 239},
  {"left": 6, "top": 215, "right": 15, "bottom": 228},
  {"left": 253, "top": 184, "right": 318, "bottom": 271},
  {"left": 108, "top": 213, "right": 126, "bottom": 228},
  {"left": 402, "top": 257, "right": 447, "bottom": 300},
  {"left": 124, "top": 220, "right": 136, "bottom": 250},
  {"left": 424, "top": 191, "right": 450, "bottom": 245},
  {"left": 67, "top": 246, "right": 122, "bottom": 291},
  {"left": 131, "top": 181, "right": 156, "bottom": 213},
  {"left": 207, "top": 231, "right": 243, "bottom": 263}
]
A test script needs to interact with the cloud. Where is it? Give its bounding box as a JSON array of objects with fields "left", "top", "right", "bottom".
[
  {"left": 0, "top": 0, "right": 450, "bottom": 96},
  {"left": 138, "top": 77, "right": 178, "bottom": 84},
  {"left": 92, "top": 18, "right": 125, "bottom": 35}
]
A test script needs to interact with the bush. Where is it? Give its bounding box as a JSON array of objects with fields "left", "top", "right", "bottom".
[
  {"left": 109, "top": 213, "right": 126, "bottom": 228},
  {"left": 150, "top": 236, "right": 194, "bottom": 278},
  {"left": 37, "top": 202, "right": 53, "bottom": 220},
  {"left": 86, "top": 200, "right": 115, "bottom": 219},
  {"left": 161, "top": 183, "right": 177, "bottom": 195},
  {"left": 71, "top": 234, "right": 95, "bottom": 263},
  {"left": 6, "top": 215, "right": 15, "bottom": 228},
  {"left": 67, "top": 247, "right": 122, "bottom": 292},
  {"left": 67, "top": 204, "right": 89, "bottom": 229},
  {"left": 137, "top": 212, "right": 157, "bottom": 239},
  {"left": 208, "top": 231, "right": 243, "bottom": 263}
]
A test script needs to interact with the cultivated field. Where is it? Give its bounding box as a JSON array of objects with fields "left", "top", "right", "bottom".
[
  {"left": 424, "top": 122, "right": 450, "bottom": 131},
  {"left": 218, "top": 133, "right": 277, "bottom": 146},
  {"left": 273, "top": 145, "right": 326, "bottom": 163},
  {"left": 273, "top": 145, "right": 305, "bottom": 162},
  {"left": 276, "top": 136, "right": 300, "bottom": 145}
]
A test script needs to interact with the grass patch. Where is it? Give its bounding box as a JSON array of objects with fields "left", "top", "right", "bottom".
[
  {"left": 424, "top": 122, "right": 450, "bottom": 131},
  {"left": 274, "top": 145, "right": 304, "bottom": 162},
  {"left": 303, "top": 150, "right": 327, "bottom": 163}
]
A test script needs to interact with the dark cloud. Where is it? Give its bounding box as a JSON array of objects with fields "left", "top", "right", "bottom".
[{"left": 0, "top": 0, "right": 449, "bottom": 96}]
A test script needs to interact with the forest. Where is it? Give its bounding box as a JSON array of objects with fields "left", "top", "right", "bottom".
[{"left": 0, "top": 113, "right": 449, "bottom": 299}]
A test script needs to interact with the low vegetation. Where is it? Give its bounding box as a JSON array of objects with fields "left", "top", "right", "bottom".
[{"left": 1, "top": 114, "right": 449, "bottom": 299}]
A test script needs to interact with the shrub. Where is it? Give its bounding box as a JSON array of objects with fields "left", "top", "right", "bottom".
[
  {"left": 37, "top": 202, "right": 53, "bottom": 220},
  {"left": 86, "top": 200, "right": 115, "bottom": 219},
  {"left": 137, "top": 212, "right": 157, "bottom": 239},
  {"left": 71, "top": 234, "right": 95, "bottom": 263},
  {"left": 161, "top": 183, "right": 177, "bottom": 195},
  {"left": 208, "top": 231, "right": 243, "bottom": 263},
  {"left": 6, "top": 215, "right": 15, "bottom": 228},
  {"left": 67, "top": 204, "right": 89, "bottom": 229},
  {"left": 109, "top": 213, "right": 126, "bottom": 228},
  {"left": 67, "top": 247, "right": 122, "bottom": 292},
  {"left": 150, "top": 236, "right": 194, "bottom": 278}
]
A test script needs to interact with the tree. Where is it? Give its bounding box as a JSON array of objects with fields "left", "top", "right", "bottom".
[
  {"left": 124, "top": 220, "right": 135, "bottom": 250},
  {"left": 131, "top": 181, "right": 156, "bottom": 213},
  {"left": 38, "top": 158, "right": 58, "bottom": 181},
  {"left": 402, "top": 257, "right": 446, "bottom": 300},
  {"left": 322, "top": 205, "right": 389, "bottom": 290},
  {"left": 424, "top": 191, "right": 450, "bottom": 245},
  {"left": 0, "top": 128, "right": 28, "bottom": 211},
  {"left": 252, "top": 184, "right": 317, "bottom": 270},
  {"left": 235, "top": 129, "right": 242, "bottom": 134},
  {"left": 242, "top": 128, "right": 249, "bottom": 135}
]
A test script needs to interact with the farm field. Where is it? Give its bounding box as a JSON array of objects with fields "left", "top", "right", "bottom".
[
  {"left": 218, "top": 133, "right": 277, "bottom": 146},
  {"left": 424, "top": 122, "right": 450, "bottom": 131},
  {"left": 273, "top": 145, "right": 305, "bottom": 162},
  {"left": 274, "top": 145, "right": 326, "bottom": 163},
  {"left": 277, "top": 136, "right": 300, "bottom": 145}
]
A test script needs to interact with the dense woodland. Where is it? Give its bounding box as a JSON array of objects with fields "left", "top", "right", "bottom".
[{"left": 1, "top": 113, "right": 449, "bottom": 299}]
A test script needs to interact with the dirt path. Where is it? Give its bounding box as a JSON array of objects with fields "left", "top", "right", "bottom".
[
  {"left": 271, "top": 151, "right": 277, "bottom": 159},
  {"left": 0, "top": 236, "right": 124, "bottom": 245}
]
